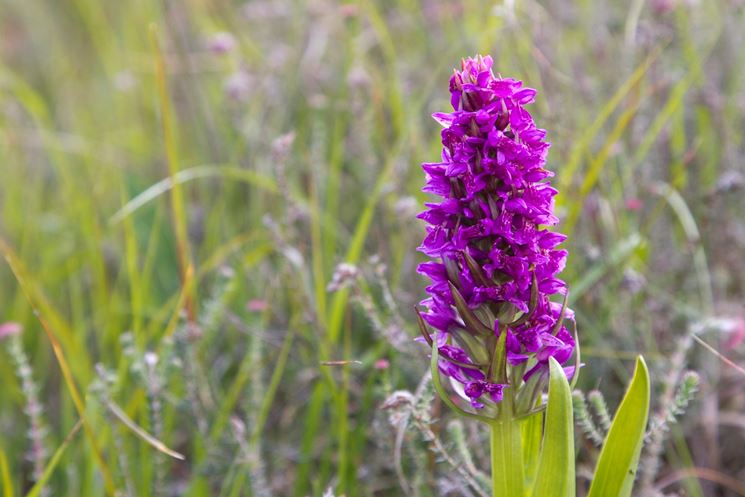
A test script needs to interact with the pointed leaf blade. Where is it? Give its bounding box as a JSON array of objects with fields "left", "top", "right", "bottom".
[
  {"left": 530, "top": 357, "right": 575, "bottom": 497},
  {"left": 587, "top": 356, "right": 651, "bottom": 497}
]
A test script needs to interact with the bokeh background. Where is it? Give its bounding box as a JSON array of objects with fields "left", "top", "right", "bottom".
[{"left": 1, "top": 0, "right": 744, "bottom": 496}]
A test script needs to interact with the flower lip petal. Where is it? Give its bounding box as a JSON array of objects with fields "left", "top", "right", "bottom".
[
  {"left": 513, "top": 88, "right": 537, "bottom": 105},
  {"left": 432, "top": 112, "right": 455, "bottom": 127}
]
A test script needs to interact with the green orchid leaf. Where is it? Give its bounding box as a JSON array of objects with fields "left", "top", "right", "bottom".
[
  {"left": 530, "top": 357, "right": 575, "bottom": 497},
  {"left": 587, "top": 356, "right": 650, "bottom": 497},
  {"left": 521, "top": 410, "right": 544, "bottom": 492}
]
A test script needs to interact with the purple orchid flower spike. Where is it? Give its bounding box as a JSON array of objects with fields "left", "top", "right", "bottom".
[{"left": 417, "top": 55, "right": 577, "bottom": 414}]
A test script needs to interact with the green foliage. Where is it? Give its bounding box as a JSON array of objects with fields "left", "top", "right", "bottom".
[
  {"left": 588, "top": 357, "right": 651, "bottom": 497},
  {"left": 469, "top": 356, "right": 648, "bottom": 497},
  {"left": 572, "top": 390, "right": 604, "bottom": 446},
  {"left": 489, "top": 414, "right": 524, "bottom": 497},
  {"left": 0, "top": 450, "right": 12, "bottom": 497},
  {"left": 530, "top": 358, "right": 575, "bottom": 497},
  {"left": 25, "top": 422, "right": 82, "bottom": 497},
  {"left": 520, "top": 409, "right": 544, "bottom": 492}
]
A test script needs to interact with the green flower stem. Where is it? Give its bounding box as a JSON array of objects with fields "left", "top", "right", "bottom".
[{"left": 490, "top": 395, "right": 524, "bottom": 497}]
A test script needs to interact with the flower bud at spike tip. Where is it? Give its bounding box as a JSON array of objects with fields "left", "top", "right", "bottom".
[{"left": 417, "top": 55, "right": 576, "bottom": 413}]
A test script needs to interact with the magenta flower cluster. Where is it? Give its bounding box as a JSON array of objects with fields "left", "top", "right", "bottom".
[{"left": 417, "top": 55, "right": 575, "bottom": 409}]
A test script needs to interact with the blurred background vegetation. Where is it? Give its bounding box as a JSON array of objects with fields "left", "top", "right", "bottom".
[{"left": 1, "top": 0, "right": 744, "bottom": 496}]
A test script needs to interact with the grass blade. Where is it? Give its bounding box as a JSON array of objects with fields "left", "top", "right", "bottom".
[
  {"left": 0, "top": 449, "right": 12, "bottom": 497},
  {"left": 558, "top": 47, "right": 662, "bottom": 194},
  {"left": 0, "top": 238, "right": 116, "bottom": 497},
  {"left": 564, "top": 96, "right": 645, "bottom": 235},
  {"left": 24, "top": 420, "right": 83, "bottom": 497},
  {"left": 106, "top": 402, "right": 185, "bottom": 460},
  {"left": 149, "top": 24, "right": 196, "bottom": 323},
  {"left": 570, "top": 233, "right": 643, "bottom": 302},
  {"left": 109, "top": 165, "right": 278, "bottom": 225}
]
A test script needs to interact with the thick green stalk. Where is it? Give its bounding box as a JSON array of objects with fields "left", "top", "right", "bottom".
[{"left": 490, "top": 398, "right": 524, "bottom": 497}]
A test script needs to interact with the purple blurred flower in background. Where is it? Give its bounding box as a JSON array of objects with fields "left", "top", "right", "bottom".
[
  {"left": 0, "top": 322, "right": 22, "bottom": 339},
  {"left": 208, "top": 32, "right": 236, "bottom": 55},
  {"left": 417, "top": 55, "right": 575, "bottom": 411}
]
